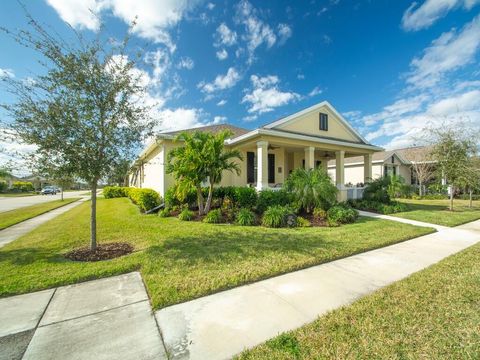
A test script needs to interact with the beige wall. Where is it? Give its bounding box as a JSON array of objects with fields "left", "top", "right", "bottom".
[
  {"left": 276, "top": 105, "right": 360, "bottom": 143},
  {"left": 329, "top": 162, "right": 412, "bottom": 185}
]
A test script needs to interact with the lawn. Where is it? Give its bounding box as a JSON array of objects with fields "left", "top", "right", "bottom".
[
  {"left": 0, "top": 193, "right": 37, "bottom": 197},
  {"left": 238, "top": 242, "right": 480, "bottom": 360},
  {"left": 393, "top": 198, "right": 480, "bottom": 226},
  {"left": 0, "top": 198, "right": 80, "bottom": 230},
  {"left": 0, "top": 198, "right": 433, "bottom": 309}
]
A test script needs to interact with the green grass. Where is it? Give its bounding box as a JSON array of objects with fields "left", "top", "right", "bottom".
[
  {"left": 0, "top": 193, "right": 37, "bottom": 197},
  {"left": 393, "top": 198, "right": 480, "bottom": 226},
  {"left": 0, "top": 198, "right": 80, "bottom": 230},
  {"left": 238, "top": 241, "right": 480, "bottom": 360},
  {"left": 0, "top": 198, "right": 434, "bottom": 310}
]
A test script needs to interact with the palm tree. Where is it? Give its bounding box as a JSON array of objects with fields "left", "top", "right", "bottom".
[{"left": 167, "top": 130, "right": 242, "bottom": 215}]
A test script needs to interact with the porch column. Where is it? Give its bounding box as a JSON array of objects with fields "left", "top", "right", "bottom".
[
  {"left": 304, "top": 146, "right": 315, "bottom": 170},
  {"left": 335, "top": 150, "right": 347, "bottom": 202},
  {"left": 256, "top": 141, "right": 268, "bottom": 191},
  {"left": 364, "top": 154, "right": 372, "bottom": 183}
]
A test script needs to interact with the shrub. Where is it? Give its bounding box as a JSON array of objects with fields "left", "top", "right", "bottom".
[
  {"left": 236, "top": 208, "right": 256, "bottom": 226},
  {"left": 103, "top": 186, "right": 128, "bottom": 198},
  {"left": 0, "top": 181, "right": 7, "bottom": 192},
  {"left": 234, "top": 186, "right": 257, "bottom": 209},
  {"left": 326, "top": 205, "right": 358, "bottom": 226},
  {"left": 363, "top": 177, "right": 391, "bottom": 203},
  {"left": 284, "top": 167, "right": 337, "bottom": 213},
  {"left": 256, "top": 189, "right": 292, "bottom": 214},
  {"left": 127, "top": 188, "right": 161, "bottom": 212},
  {"left": 203, "top": 209, "right": 223, "bottom": 223},
  {"left": 262, "top": 205, "right": 296, "bottom": 228},
  {"left": 158, "top": 208, "right": 171, "bottom": 218},
  {"left": 164, "top": 185, "right": 197, "bottom": 208},
  {"left": 297, "top": 216, "right": 311, "bottom": 227},
  {"left": 178, "top": 208, "right": 194, "bottom": 221},
  {"left": 313, "top": 207, "right": 327, "bottom": 220},
  {"left": 12, "top": 181, "right": 34, "bottom": 192},
  {"left": 349, "top": 199, "right": 408, "bottom": 215}
]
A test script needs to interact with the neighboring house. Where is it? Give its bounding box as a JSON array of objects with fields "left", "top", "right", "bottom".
[
  {"left": 130, "top": 101, "right": 383, "bottom": 201},
  {"left": 327, "top": 146, "right": 438, "bottom": 186}
]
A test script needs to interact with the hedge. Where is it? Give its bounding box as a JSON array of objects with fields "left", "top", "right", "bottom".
[{"left": 103, "top": 186, "right": 161, "bottom": 212}]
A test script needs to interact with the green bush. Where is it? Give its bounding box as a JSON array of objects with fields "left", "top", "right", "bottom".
[
  {"left": 327, "top": 205, "right": 358, "bottom": 226},
  {"left": 235, "top": 208, "right": 256, "bottom": 226},
  {"left": 0, "top": 181, "right": 7, "bottom": 192},
  {"left": 313, "top": 207, "right": 327, "bottom": 220},
  {"left": 127, "top": 188, "right": 161, "bottom": 212},
  {"left": 234, "top": 187, "right": 257, "bottom": 209},
  {"left": 297, "top": 216, "right": 311, "bottom": 227},
  {"left": 284, "top": 167, "right": 337, "bottom": 213},
  {"left": 203, "top": 209, "right": 223, "bottom": 223},
  {"left": 349, "top": 199, "right": 408, "bottom": 214},
  {"left": 158, "top": 208, "right": 171, "bottom": 218},
  {"left": 103, "top": 186, "right": 129, "bottom": 198},
  {"left": 363, "top": 177, "right": 391, "bottom": 203},
  {"left": 178, "top": 208, "right": 194, "bottom": 221},
  {"left": 12, "top": 181, "right": 34, "bottom": 192},
  {"left": 256, "top": 189, "right": 292, "bottom": 214},
  {"left": 164, "top": 185, "right": 198, "bottom": 208},
  {"left": 262, "top": 205, "right": 296, "bottom": 228}
]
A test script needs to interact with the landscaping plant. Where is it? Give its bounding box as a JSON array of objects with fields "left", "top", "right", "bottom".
[
  {"left": 203, "top": 209, "right": 223, "bottom": 224},
  {"left": 326, "top": 204, "right": 358, "bottom": 227},
  {"left": 178, "top": 208, "right": 195, "bottom": 221},
  {"left": 262, "top": 205, "right": 297, "bottom": 228},
  {"left": 236, "top": 208, "right": 256, "bottom": 226},
  {"left": 284, "top": 167, "right": 337, "bottom": 213},
  {"left": 256, "top": 189, "right": 292, "bottom": 214}
]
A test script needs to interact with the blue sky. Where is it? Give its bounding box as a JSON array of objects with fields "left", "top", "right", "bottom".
[{"left": 1, "top": 0, "right": 479, "bottom": 164}]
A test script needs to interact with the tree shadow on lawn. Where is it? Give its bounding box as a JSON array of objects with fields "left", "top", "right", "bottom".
[
  {"left": 0, "top": 247, "right": 63, "bottom": 266},
  {"left": 146, "top": 217, "right": 379, "bottom": 265}
]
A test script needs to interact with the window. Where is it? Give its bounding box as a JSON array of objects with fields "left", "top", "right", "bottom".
[
  {"left": 319, "top": 113, "right": 328, "bottom": 131},
  {"left": 316, "top": 160, "right": 322, "bottom": 168},
  {"left": 268, "top": 154, "right": 275, "bottom": 183},
  {"left": 247, "top": 152, "right": 255, "bottom": 183}
]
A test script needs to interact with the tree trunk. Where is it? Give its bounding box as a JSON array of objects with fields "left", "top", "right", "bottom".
[
  {"left": 469, "top": 189, "right": 473, "bottom": 208},
  {"left": 204, "top": 183, "right": 214, "bottom": 214},
  {"left": 196, "top": 186, "right": 205, "bottom": 215},
  {"left": 419, "top": 180, "right": 423, "bottom": 197},
  {"left": 90, "top": 181, "right": 97, "bottom": 251},
  {"left": 61, "top": 188, "right": 64, "bottom": 201},
  {"left": 449, "top": 185, "right": 454, "bottom": 211}
]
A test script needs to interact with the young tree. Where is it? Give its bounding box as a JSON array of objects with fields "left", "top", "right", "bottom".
[
  {"left": 1, "top": 17, "right": 154, "bottom": 251},
  {"left": 429, "top": 127, "right": 477, "bottom": 211},
  {"left": 106, "top": 159, "right": 131, "bottom": 186},
  {"left": 167, "top": 130, "right": 242, "bottom": 215},
  {"left": 458, "top": 157, "right": 480, "bottom": 208},
  {"left": 405, "top": 147, "right": 436, "bottom": 196}
]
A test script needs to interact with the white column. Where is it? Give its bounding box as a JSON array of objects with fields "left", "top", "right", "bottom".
[
  {"left": 304, "top": 146, "right": 315, "bottom": 170},
  {"left": 335, "top": 150, "right": 346, "bottom": 201},
  {"left": 364, "top": 154, "right": 372, "bottom": 184},
  {"left": 256, "top": 141, "right": 268, "bottom": 190}
]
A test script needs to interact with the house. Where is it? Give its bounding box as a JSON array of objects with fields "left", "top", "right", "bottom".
[
  {"left": 327, "top": 146, "right": 439, "bottom": 186},
  {"left": 130, "top": 101, "right": 383, "bottom": 201}
]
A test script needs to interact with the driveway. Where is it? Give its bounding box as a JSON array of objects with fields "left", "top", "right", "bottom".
[{"left": 0, "top": 191, "right": 91, "bottom": 213}]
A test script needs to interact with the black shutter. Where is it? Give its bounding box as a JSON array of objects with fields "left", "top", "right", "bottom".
[
  {"left": 316, "top": 160, "right": 322, "bottom": 168},
  {"left": 247, "top": 152, "right": 255, "bottom": 183},
  {"left": 268, "top": 154, "right": 275, "bottom": 183}
]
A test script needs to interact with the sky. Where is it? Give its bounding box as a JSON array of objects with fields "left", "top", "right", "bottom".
[{"left": 1, "top": 0, "right": 480, "bottom": 170}]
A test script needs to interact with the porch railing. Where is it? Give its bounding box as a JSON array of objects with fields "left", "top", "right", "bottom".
[{"left": 346, "top": 186, "right": 365, "bottom": 200}]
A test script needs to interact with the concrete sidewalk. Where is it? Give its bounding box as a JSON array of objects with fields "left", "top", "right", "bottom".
[
  {"left": 156, "top": 220, "right": 480, "bottom": 360},
  {"left": 0, "top": 273, "right": 167, "bottom": 360},
  {"left": 0, "top": 198, "right": 88, "bottom": 248},
  {"left": 357, "top": 209, "right": 449, "bottom": 231}
]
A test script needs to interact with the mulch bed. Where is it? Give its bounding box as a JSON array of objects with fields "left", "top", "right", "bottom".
[{"left": 65, "top": 242, "right": 134, "bottom": 262}]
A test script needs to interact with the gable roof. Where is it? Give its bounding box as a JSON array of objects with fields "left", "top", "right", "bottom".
[
  {"left": 262, "top": 101, "right": 368, "bottom": 144},
  {"left": 161, "top": 124, "right": 250, "bottom": 139}
]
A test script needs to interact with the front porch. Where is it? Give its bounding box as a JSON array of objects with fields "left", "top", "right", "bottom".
[{"left": 235, "top": 138, "right": 374, "bottom": 202}]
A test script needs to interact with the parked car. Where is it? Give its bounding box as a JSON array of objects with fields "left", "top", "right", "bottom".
[{"left": 41, "top": 186, "right": 57, "bottom": 195}]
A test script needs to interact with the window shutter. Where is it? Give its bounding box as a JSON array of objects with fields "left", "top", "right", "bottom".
[{"left": 319, "top": 113, "right": 328, "bottom": 131}]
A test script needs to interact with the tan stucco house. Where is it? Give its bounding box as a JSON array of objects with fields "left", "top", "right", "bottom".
[
  {"left": 327, "top": 146, "right": 436, "bottom": 186},
  {"left": 130, "top": 101, "right": 383, "bottom": 201}
]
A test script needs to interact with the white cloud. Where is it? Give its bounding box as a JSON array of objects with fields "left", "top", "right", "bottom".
[
  {"left": 217, "top": 99, "right": 227, "bottom": 106},
  {"left": 242, "top": 75, "right": 300, "bottom": 114},
  {"left": 427, "top": 89, "right": 480, "bottom": 115},
  {"left": 297, "top": 73, "right": 305, "bottom": 80},
  {"left": 156, "top": 108, "right": 205, "bottom": 132},
  {"left": 177, "top": 57, "right": 194, "bottom": 70},
  {"left": 198, "top": 67, "right": 241, "bottom": 93},
  {"left": 213, "top": 115, "right": 227, "bottom": 124},
  {"left": 308, "top": 86, "right": 322, "bottom": 97},
  {"left": 278, "top": 23, "right": 292, "bottom": 44},
  {"left": 406, "top": 14, "right": 480, "bottom": 89},
  {"left": 402, "top": 0, "right": 480, "bottom": 31},
  {"left": 0, "top": 68, "right": 14, "bottom": 78},
  {"left": 207, "top": 2, "right": 215, "bottom": 10},
  {"left": 45, "top": 0, "right": 104, "bottom": 31},
  {"left": 215, "top": 23, "right": 237, "bottom": 47},
  {"left": 216, "top": 49, "right": 228, "bottom": 60},
  {"left": 243, "top": 114, "right": 258, "bottom": 122},
  {"left": 46, "top": 0, "right": 202, "bottom": 51}
]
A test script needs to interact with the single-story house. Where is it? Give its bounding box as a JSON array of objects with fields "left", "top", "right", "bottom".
[
  {"left": 327, "top": 146, "right": 439, "bottom": 186},
  {"left": 130, "top": 101, "right": 383, "bottom": 201}
]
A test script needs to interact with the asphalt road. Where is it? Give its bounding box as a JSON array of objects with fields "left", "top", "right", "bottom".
[{"left": 0, "top": 191, "right": 90, "bottom": 213}]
